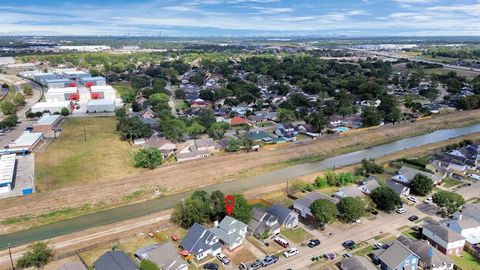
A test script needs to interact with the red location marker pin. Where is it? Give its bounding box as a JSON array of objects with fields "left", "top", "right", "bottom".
[{"left": 225, "top": 194, "right": 234, "bottom": 216}]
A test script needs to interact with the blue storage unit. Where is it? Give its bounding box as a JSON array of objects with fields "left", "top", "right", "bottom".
[{"left": 22, "top": 188, "right": 33, "bottom": 195}]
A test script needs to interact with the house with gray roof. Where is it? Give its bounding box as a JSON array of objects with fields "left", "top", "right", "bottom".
[
  {"left": 396, "top": 235, "right": 454, "bottom": 270},
  {"left": 386, "top": 180, "right": 410, "bottom": 197},
  {"left": 293, "top": 191, "right": 339, "bottom": 219},
  {"left": 248, "top": 207, "right": 280, "bottom": 239},
  {"left": 210, "top": 216, "right": 247, "bottom": 250},
  {"left": 454, "top": 203, "right": 480, "bottom": 222},
  {"left": 180, "top": 223, "right": 222, "bottom": 261},
  {"left": 340, "top": 255, "right": 377, "bottom": 270},
  {"left": 372, "top": 240, "right": 419, "bottom": 270},
  {"left": 333, "top": 185, "right": 364, "bottom": 200},
  {"left": 422, "top": 219, "right": 465, "bottom": 256},
  {"left": 359, "top": 176, "right": 381, "bottom": 195},
  {"left": 443, "top": 215, "right": 480, "bottom": 247},
  {"left": 93, "top": 251, "right": 138, "bottom": 270},
  {"left": 391, "top": 166, "right": 443, "bottom": 185},
  {"left": 135, "top": 242, "right": 188, "bottom": 270},
  {"left": 266, "top": 204, "right": 299, "bottom": 229}
]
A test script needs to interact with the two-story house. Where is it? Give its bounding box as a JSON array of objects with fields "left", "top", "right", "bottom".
[
  {"left": 443, "top": 215, "right": 480, "bottom": 251},
  {"left": 248, "top": 207, "right": 280, "bottom": 239},
  {"left": 372, "top": 240, "right": 419, "bottom": 270},
  {"left": 209, "top": 216, "right": 247, "bottom": 251},
  {"left": 180, "top": 223, "right": 222, "bottom": 261},
  {"left": 422, "top": 220, "right": 466, "bottom": 256},
  {"left": 397, "top": 235, "right": 454, "bottom": 270},
  {"left": 266, "top": 204, "right": 299, "bottom": 229}
]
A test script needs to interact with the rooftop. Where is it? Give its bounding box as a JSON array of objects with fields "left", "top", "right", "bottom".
[
  {"left": 35, "top": 114, "right": 61, "bottom": 126},
  {"left": 0, "top": 154, "right": 16, "bottom": 185},
  {"left": 87, "top": 99, "right": 116, "bottom": 106},
  {"left": 10, "top": 132, "right": 43, "bottom": 147}
]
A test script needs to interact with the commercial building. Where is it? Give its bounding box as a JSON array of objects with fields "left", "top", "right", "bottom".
[
  {"left": 45, "top": 87, "right": 79, "bottom": 102},
  {"left": 0, "top": 154, "right": 16, "bottom": 194},
  {"left": 31, "top": 101, "right": 72, "bottom": 114},
  {"left": 86, "top": 99, "right": 116, "bottom": 113},
  {"left": 90, "top": 85, "right": 116, "bottom": 100},
  {"left": 80, "top": 76, "right": 107, "bottom": 86},
  {"left": 0, "top": 57, "right": 15, "bottom": 66},
  {"left": 8, "top": 132, "right": 44, "bottom": 152},
  {"left": 45, "top": 78, "right": 72, "bottom": 89},
  {"left": 33, "top": 73, "right": 59, "bottom": 84},
  {"left": 61, "top": 70, "right": 90, "bottom": 79},
  {"left": 32, "top": 114, "right": 63, "bottom": 133}
]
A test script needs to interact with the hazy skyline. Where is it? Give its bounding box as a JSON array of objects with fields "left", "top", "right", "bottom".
[{"left": 1, "top": 0, "right": 479, "bottom": 37}]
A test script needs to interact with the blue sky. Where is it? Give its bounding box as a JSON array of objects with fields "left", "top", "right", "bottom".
[{"left": 1, "top": 0, "right": 479, "bottom": 36}]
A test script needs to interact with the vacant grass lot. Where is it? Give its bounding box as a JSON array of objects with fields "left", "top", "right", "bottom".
[
  {"left": 281, "top": 227, "right": 312, "bottom": 243},
  {"left": 35, "top": 117, "right": 139, "bottom": 191},
  {"left": 111, "top": 82, "right": 135, "bottom": 98}
]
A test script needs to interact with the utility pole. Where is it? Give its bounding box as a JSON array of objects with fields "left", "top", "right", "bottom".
[{"left": 8, "top": 243, "right": 14, "bottom": 270}]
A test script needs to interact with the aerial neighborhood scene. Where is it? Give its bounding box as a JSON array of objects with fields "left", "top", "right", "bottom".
[{"left": 1, "top": 0, "right": 480, "bottom": 269}]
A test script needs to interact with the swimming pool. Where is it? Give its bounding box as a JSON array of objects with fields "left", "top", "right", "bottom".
[{"left": 337, "top": 127, "right": 349, "bottom": 132}]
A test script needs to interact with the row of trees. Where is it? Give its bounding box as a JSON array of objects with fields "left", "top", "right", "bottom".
[{"left": 309, "top": 196, "right": 366, "bottom": 229}]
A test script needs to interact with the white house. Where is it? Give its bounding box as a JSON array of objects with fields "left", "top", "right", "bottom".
[
  {"left": 209, "top": 216, "right": 247, "bottom": 251},
  {"left": 180, "top": 223, "right": 222, "bottom": 261}
]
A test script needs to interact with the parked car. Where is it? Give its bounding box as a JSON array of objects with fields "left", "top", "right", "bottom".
[
  {"left": 396, "top": 208, "right": 407, "bottom": 214},
  {"left": 369, "top": 209, "right": 379, "bottom": 215},
  {"left": 342, "top": 240, "right": 356, "bottom": 249},
  {"left": 452, "top": 175, "right": 464, "bottom": 180},
  {"left": 374, "top": 242, "right": 385, "bottom": 249},
  {"left": 343, "top": 253, "right": 353, "bottom": 258},
  {"left": 467, "top": 173, "right": 480, "bottom": 181},
  {"left": 323, "top": 252, "right": 337, "bottom": 260},
  {"left": 203, "top": 263, "right": 218, "bottom": 270},
  {"left": 407, "top": 196, "right": 418, "bottom": 203},
  {"left": 274, "top": 236, "right": 289, "bottom": 248},
  {"left": 308, "top": 239, "right": 321, "bottom": 248},
  {"left": 261, "top": 255, "right": 278, "bottom": 267},
  {"left": 249, "top": 260, "right": 262, "bottom": 270},
  {"left": 283, "top": 247, "right": 298, "bottom": 258},
  {"left": 409, "top": 215, "right": 419, "bottom": 222},
  {"left": 216, "top": 253, "right": 230, "bottom": 265},
  {"left": 424, "top": 197, "right": 433, "bottom": 204}
]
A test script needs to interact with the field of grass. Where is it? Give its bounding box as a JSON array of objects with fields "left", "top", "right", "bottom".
[
  {"left": 176, "top": 99, "right": 189, "bottom": 111},
  {"left": 35, "top": 117, "right": 139, "bottom": 190},
  {"left": 281, "top": 227, "right": 313, "bottom": 244},
  {"left": 452, "top": 252, "right": 480, "bottom": 270},
  {"left": 0, "top": 84, "right": 17, "bottom": 105},
  {"left": 442, "top": 177, "right": 462, "bottom": 188},
  {"left": 112, "top": 82, "right": 135, "bottom": 98},
  {"left": 402, "top": 228, "right": 421, "bottom": 240}
]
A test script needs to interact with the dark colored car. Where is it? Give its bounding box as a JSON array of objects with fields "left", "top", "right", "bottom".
[
  {"left": 249, "top": 260, "right": 262, "bottom": 270},
  {"left": 308, "top": 239, "right": 321, "bottom": 248},
  {"left": 203, "top": 263, "right": 218, "bottom": 270},
  {"left": 369, "top": 209, "right": 379, "bottom": 215},
  {"left": 261, "top": 255, "right": 279, "bottom": 267},
  {"left": 408, "top": 215, "right": 419, "bottom": 222},
  {"left": 342, "top": 240, "right": 356, "bottom": 249}
]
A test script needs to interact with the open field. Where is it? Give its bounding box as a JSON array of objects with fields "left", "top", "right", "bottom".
[
  {"left": 424, "top": 67, "right": 480, "bottom": 80},
  {"left": 111, "top": 82, "right": 135, "bottom": 98},
  {"left": 1, "top": 110, "right": 480, "bottom": 233},
  {"left": 35, "top": 117, "right": 139, "bottom": 191}
]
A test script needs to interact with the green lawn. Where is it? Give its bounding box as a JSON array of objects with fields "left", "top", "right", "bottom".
[
  {"left": 112, "top": 82, "right": 135, "bottom": 98},
  {"left": 452, "top": 252, "right": 480, "bottom": 270},
  {"left": 442, "top": 177, "right": 462, "bottom": 188},
  {"left": 176, "top": 99, "right": 189, "bottom": 111},
  {"left": 35, "top": 117, "right": 139, "bottom": 190},
  {"left": 402, "top": 228, "right": 421, "bottom": 240},
  {"left": 0, "top": 84, "right": 17, "bottom": 105},
  {"left": 353, "top": 245, "right": 374, "bottom": 257},
  {"left": 281, "top": 227, "right": 313, "bottom": 244}
]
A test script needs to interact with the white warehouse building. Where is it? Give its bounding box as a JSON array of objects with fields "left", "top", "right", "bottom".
[
  {"left": 90, "top": 85, "right": 117, "bottom": 100},
  {"left": 80, "top": 76, "right": 107, "bottom": 86},
  {"left": 31, "top": 101, "right": 72, "bottom": 114},
  {"left": 0, "top": 154, "right": 16, "bottom": 194},
  {"left": 45, "top": 87, "right": 79, "bottom": 102},
  {"left": 45, "top": 78, "right": 72, "bottom": 89},
  {"left": 87, "top": 99, "right": 116, "bottom": 113}
]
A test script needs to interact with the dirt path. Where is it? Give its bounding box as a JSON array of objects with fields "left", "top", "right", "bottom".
[{"left": 1, "top": 110, "right": 480, "bottom": 225}]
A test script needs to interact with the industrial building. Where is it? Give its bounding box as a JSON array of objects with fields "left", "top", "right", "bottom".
[
  {"left": 45, "top": 78, "right": 73, "bottom": 89},
  {"left": 45, "top": 87, "right": 79, "bottom": 102},
  {"left": 0, "top": 154, "right": 16, "bottom": 194},
  {"left": 90, "top": 85, "right": 116, "bottom": 100},
  {"left": 87, "top": 99, "right": 116, "bottom": 113},
  {"left": 34, "top": 73, "right": 59, "bottom": 84},
  {"left": 61, "top": 70, "right": 90, "bottom": 79},
  {"left": 32, "top": 115, "right": 63, "bottom": 133},
  {"left": 31, "top": 101, "right": 72, "bottom": 114},
  {"left": 8, "top": 132, "right": 44, "bottom": 152},
  {"left": 80, "top": 76, "right": 106, "bottom": 86}
]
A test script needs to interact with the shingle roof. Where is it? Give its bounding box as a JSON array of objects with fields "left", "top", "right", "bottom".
[
  {"left": 93, "top": 251, "right": 138, "bottom": 270},
  {"left": 458, "top": 203, "right": 480, "bottom": 222},
  {"left": 135, "top": 242, "right": 187, "bottom": 270},
  {"left": 340, "top": 255, "right": 377, "bottom": 270},
  {"left": 248, "top": 207, "right": 280, "bottom": 235},
  {"left": 423, "top": 219, "right": 465, "bottom": 243},
  {"left": 209, "top": 216, "right": 247, "bottom": 246},
  {"left": 294, "top": 191, "right": 339, "bottom": 209},
  {"left": 180, "top": 223, "right": 221, "bottom": 255},
  {"left": 396, "top": 235, "right": 453, "bottom": 269},
  {"left": 377, "top": 240, "right": 418, "bottom": 270},
  {"left": 266, "top": 204, "right": 298, "bottom": 226}
]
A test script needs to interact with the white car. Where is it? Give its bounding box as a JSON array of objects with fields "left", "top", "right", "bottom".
[
  {"left": 216, "top": 253, "right": 230, "bottom": 265},
  {"left": 407, "top": 196, "right": 418, "bottom": 203},
  {"left": 467, "top": 173, "right": 480, "bottom": 181},
  {"left": 283, "top": 247, "right": 299, "bottom": 258},
  {"left": 374, "top": 242, "right": 384, "bottom": 249},
  {"left": 424, "top": 197, "right": 433, "bottom": 204},
  {"left": 396, "top": 208, "right": 407, "bottom": 214}
]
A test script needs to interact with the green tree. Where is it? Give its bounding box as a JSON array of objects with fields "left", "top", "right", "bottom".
[
  {"left": 16, "top": 242, "right": 53, "bottom": 269},
  {"left": 307, "top": 111, "right": 327, "bottom": 133},
  {"left": 361, "top": 107, "right": 383, "bottom": 127},
  {"left": 139, "top": 260, "right": 160, "bottom": 270},
  {"left": 231, "top": 194, "right": 252, "bottom": 224},
  {"left": 117, "top": 117, "right": 152, "bottom": 140},
  {"left": 371, "top": 186, "right": 401, "bottom": 211},
  {"left": 13, "top": 93, "right": 26, "bottom": 106},
  {"left": 188, "top": 121, "right": 206, "bottom": 138},
  {"left": 337, "top": 197, "right": 366, "bottom": 223},
  {"left": 60, "top": 107, "right": 70, "bottom": 116},
  {"left": 410, "top": 174, "right": 433, "bottom": 196},
  {"left": 150, "top": 93, "right": 170, "bottom": 104},
  {"left": 210, "top": 190, "right": 226, "bottom": 221},
  {"left": 172, "top": 196, "right": 210, "bottom": 228},
  {"left": 23, "top": 84, "right": 33, "bottom": 95},
  {"left": 226, "top": 138, "right": 243, "bottom": 152},
  {"left": 276, "top": 108, "right": 296, "bottom": 123},
  {"left": 313, "top": 176, "right": 327, "bottom": 189},
  {"left": 208, "top": 122, "right": 230, "bottom": 140},
  {"left": 0, "top": 101, "right": 16, "bottom": 115},
  {"left": 160, "top": 118, "right": 187, "bottom": 142},
  {"left": 357, "top": 159, "right": 384, "bottom": 176},
  {"left": 309, "top": 199, "right": 338, "bottom": 229},
  {"left": 197, "top": 109, "right": 216, "bottom": 129},
  {"left": 134, "top": 148, "right": 163, "bottom": 169},
  {"left": 432, "top": 191, "right": 465, "bottom": 215}
]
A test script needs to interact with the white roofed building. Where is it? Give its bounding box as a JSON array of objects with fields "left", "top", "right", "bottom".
[
  {"left": 8, "top": 132, "right": 44, "bottom": 151},
  {"left": 0, "top": 154, "right": 16, "bottom": 193},
  {"left": 31, "top": 101, "right": 72, "bottom": 114}
]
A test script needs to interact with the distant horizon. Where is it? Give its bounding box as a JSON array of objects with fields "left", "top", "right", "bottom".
[{"left": 1, "top": 0, "right": 479, "bottom": 37}]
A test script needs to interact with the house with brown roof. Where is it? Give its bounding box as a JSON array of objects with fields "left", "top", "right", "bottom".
[{"left": 144, "top": 133, "right": 176, "bottom": 158}]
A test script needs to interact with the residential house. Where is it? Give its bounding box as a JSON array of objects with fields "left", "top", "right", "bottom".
[
  {"left": 443, "top": 215, "right": 480, "bottom": 250},
  {"left": 440, "top": 157, "right": 468, "bottom": 175},
  {"left": 372, "top": 240, "right": 419, "bottom": 270},
  {"left": 293, "top": 192, "right": 339, "bottom": 219},
  {"left": 329, "top": 115, "right": 344, "bottom": 128},
  {"left": 275, "top": 124, "right": 298, "bottom": 140},
  {"left": 454, "top": 203, "right": 480, "bottom": 222},
  {"left": 359, "top": 176, "right": 381, "bottom": 195},
  {"left": 333, "top": 185, "right": 364, "bottom": 200},
  {"left": 144, "top": 133, "right": 176, "bottom": 158},
  {"left": 195, "top": 138, "right": 221, "bottom": 152},
  {"left": 140, "top": 107, "right": 156, "bottom": 119},
  {"left": 265, "top": 204, "right": 299, "bottom": 229},
  {"left": 397, "top": 235, "right": 454, "bottom": 270},
  {"left": 190, "top": 99, "right": 209, "bottom": 108},
  {"left": 247, "top": 130, "right": 273, "bottom": 143},
  {"left": 391, "top": 166, "right": 443, "bottom": 186},
  {"left": 176, "top": 138, "right": 220, "bottom": 162},
  {"left": 135, "top": 242, "right": 188, "bottom": 270},
  {"left": 386, "top": 180, "right": 410, "bottom": 197},
  {"left": 93, "top": 251, "right": 138, "bottom": 270},
  {"left": 296, "top": 124, "right": 320, "bottom": 138},
  {"left": 340, "top": 255, "right": 377, "bottom": 270},
  {"left": 248, "top": 207, "right": 281, "bottom": 239},
  {"left": 209, "top": 216, "right": 247, "bottom": 250},
  {"left": 426, "top": 161, "right": 453, "bottom": 181},
  {"left": 247, "top": 111, "right": 276, "bottom": 124},
  {"left": 229, "top": 116, "right": 248, "bottom": 126},
  {"left": 180, "top": 223, "right": 222, "bottom": 261},
  {"left": 422, "top": 219, "right": 465, "bottom": 256}
]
